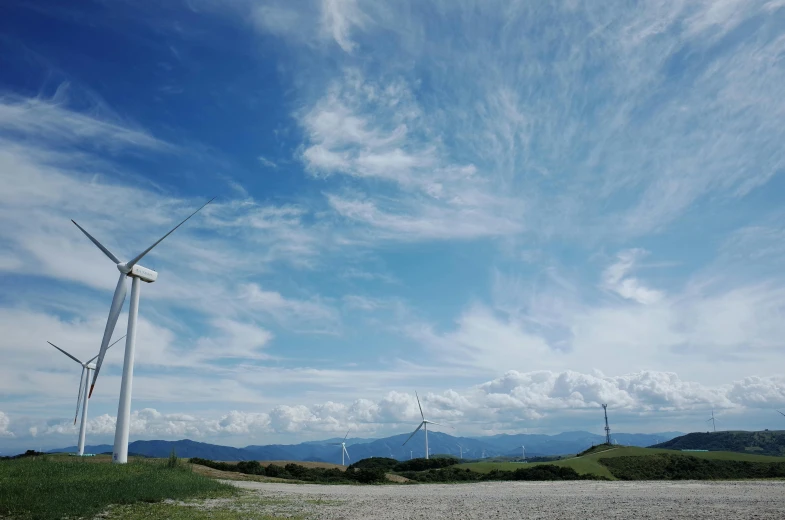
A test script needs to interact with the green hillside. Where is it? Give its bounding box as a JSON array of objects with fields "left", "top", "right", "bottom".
[
  {"left": 652, "top": 430, "right": 785, "bottom": 456},
  {"left": 457, "top": 446, "right": 785, "bottom": 480}
]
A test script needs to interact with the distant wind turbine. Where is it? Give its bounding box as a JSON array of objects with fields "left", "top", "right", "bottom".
[
  {"left": 330, "top": 430, "right": 351, "bottom": 466},
  {"left": 402, "top": 391, "right": 441, "bottom": 460},
  {"left": 73, "top": 197, "right": 213, "bottom": 464},
  {"left": 457, "top": 443, "right": 463, "bottom": 459},
  {"left": 48, "top": 335, "right": 125, "bottom": 456},
  {"left": 521, "top": 445, "right": 526, "bottom": 461},
  {"left": 708, "top": 409, "right": 717, "bottom": 433}
]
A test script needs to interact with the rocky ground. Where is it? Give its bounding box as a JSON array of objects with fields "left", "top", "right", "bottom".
[{"left": 212, "top": 480, "right": 785, "bottom": 519}]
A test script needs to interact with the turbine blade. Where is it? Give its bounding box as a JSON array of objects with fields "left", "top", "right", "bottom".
[
  {"left": 344, "top": 430, "right": 350, "bottom": 441},
  {"left": 74, "top": 367, "right": 86, "bottom": 425},
  {"left": 778, "top": 410, "right": 785, "bottom": 418},
  {"left": 343, "top": 446, "right": 350, "bottom": 461},
  {"left": 426, "top": 421, "right": 442, "bottom": 426},
  {"left": 89, "top": 273, "right": 128, "bottom": 398},
  {"left": 71, "top": 220, "right": 121, "bottom": 264},
  {"left": 415, "top": 391, "right": 424, "bottom": 420},
  {"left": 85, "top": 334, "right": 126, "bottom": 365},
  {"left": 48, "top": 342, "right": 83, "bottom": 365},
  {"left": 125, "top": 197, "right": 215, "bottom": 269},
  {"left": 402, "top": 422, "right": 424, "bottom": 446}
]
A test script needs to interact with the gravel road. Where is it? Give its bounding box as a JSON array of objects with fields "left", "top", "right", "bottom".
[{"left": 224, "top": 480, "right": 785, "bottom": 519}]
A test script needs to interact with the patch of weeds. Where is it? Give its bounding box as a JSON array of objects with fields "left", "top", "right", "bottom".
[{"left": 103, "top": 501, "right": 299, "bottom": 520}]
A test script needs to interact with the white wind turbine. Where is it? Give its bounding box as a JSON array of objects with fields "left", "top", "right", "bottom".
[
  {"left": 521, "top": 445, "right": 526, "bottom": 461},
  {"left": 48, "top": 335, "right": 125, "bottom": 456},
  {"left": 457, "top": 443, "right": 463, "bottom": 459},
  {"left": 708, "top": 409, "right": 717, "bottom": 433},
  {"left": 72, "top": 198, "right": 213, "bottom": 464},
  {"left": 330, "top": 430, "right": 351, "bottom": 466},
  {"left": 402, "top": 391, "right": 442, "bottom": 460}
]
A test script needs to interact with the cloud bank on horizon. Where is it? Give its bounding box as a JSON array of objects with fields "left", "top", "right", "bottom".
[{"left": 1, "top": 0, "right": 785, "bottom": 448}]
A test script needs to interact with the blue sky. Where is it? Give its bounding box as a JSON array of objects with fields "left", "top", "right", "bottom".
[{"left": 1, "top": 0, "right": 785, "bottom": 450}]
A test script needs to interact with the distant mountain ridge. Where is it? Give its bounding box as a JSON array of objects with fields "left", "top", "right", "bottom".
[
  {"left": 43, "top": 430, "right": 683, "bottom": 463},
  {"left": 652, "top": 430, "right": 785, "bottom": 457}
]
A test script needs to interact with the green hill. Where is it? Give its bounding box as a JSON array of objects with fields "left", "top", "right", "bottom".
[
  {"left": 652, "top": 430, "right": 785, "bottom": 456},
  {"left": 458, "top": 446, "right": 785, "bottom": 480}
]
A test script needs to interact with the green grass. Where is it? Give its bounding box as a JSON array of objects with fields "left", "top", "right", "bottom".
[
  {"left": 0, "top": 454, "right": 235, "bottom": 520},
  {"left": 102, "top": 497, "right": 303, "bottom": 520},
  {"left": 457, "top": 446, "right": 785, "bottom": 480}
]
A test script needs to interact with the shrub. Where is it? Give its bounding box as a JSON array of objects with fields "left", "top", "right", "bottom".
[
  {"left": 347, "top": 457, "right": 399, "bottom": 472},
  {"left": 265, "top": 464, "right": 285, "bottom": 478},
  {"left": 394, "top": 457, "right": 460, "bottom": 472},
  {"left": 236, "top": 460, "right": 264, "bottom": 475},
  {"left": 601, "top": 454, "right": 785, "bottom": 480},
  {"left": 167, "top": 449, "right": 179, "bottom": 469},
  {"left": 349, "top": 467, "right": 387, "bottom": 484}
]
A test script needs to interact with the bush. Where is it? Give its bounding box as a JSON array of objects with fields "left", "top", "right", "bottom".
[
  {"left": 349, "top": 467, "right": 387, "bottom": 484},
  {"left": 398, "top": 464, "right": 603, "bottom": 483},
  {"left": 265, "top": 464, "right": 284, "bottom": 478},
  {"left": 347, "top": 457, "right": 399, "bottom": 472},
  {"left": 188, "top": 458, "right": 368, "bottom": 484},
  {"left": 601, "top": 454, "right": 785, "bottom": 480},
  {"left": 236, "top": 460, "right": 264, "bottom": 475},
  {"left": 167, "top": 449, "right": 180, "bottom": 468},
  {"left": 394, "top": 457, "right": 460, "bottom": 472}
]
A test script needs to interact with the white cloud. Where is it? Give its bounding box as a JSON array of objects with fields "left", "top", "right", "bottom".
[
  {"left": 9, "top": 369, "right": 784, "bottom": 442},
  {"left": 0, "top": 87, "right": 171, "bottom": 153},
  {"left": 320, "top": 0, "right": 368, "bottom": 53},
  {"left": 299, "top": 70, "right": 525, "bottom": 241},
  {"left": 257, "top": 156, "right": 278, "bottom": 168},
  {"left": 239, "top": 283, "right": 339, "bottom": 332},
  {"left": 602, "top": 249, "right": 664, "bottom": 305},
  {"left": 0, "top": 412, "right": 13, "bottom": 437}
]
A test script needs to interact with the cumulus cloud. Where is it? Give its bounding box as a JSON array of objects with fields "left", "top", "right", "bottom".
[
  {"left": 0, "top": 412, "right": 13, "bottom": 437},
  {"left": 21, "top": 370, "right": 785, "bottom": 442}
]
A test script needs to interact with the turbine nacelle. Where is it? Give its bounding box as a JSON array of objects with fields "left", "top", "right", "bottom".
[{"left": 118, "top": 263, "right": 158, "bottom": 283}]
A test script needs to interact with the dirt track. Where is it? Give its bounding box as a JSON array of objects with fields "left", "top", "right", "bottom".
[{"left": 224, "top": 480, "right": 785, "bottom": 519}]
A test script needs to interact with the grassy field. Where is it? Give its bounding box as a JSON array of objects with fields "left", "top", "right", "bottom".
[
  {"left": 457, "top": 446, "right": 785, "bottom": 479},
  {"left": 0, "top": 454, "right": 235, "bottom": 520}
]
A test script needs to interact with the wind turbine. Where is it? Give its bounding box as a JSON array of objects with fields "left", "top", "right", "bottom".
[
  {"left": 708, "top": 409, "right": 717, "bottom": 433},
  {"left": 521, "top": 445, "right": 526, "bottom": 462},
  {"left": 402, "top": 391, "right": 441, "bottom": 460},
  {"left": 330, "top": 430, "right": 351, "bottom": 466},
  {"left": 72, "top": 198, "right": 213, "bottom": 464},
  {"left": 457, "top": 443, "right": 463, "bottom": 460},
  {"left": 48, "top": 335, "right": 125, "bottom": 456}
]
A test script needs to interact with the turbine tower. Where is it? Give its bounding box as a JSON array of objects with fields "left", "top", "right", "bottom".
[
  {"left": 48, "top": 335, "right": 124, "bottom": 456},
  {"left": 73, "top": 198, "right": 213, "bottom": 464},
  {"left": 402, "top": 391, "right": 441, "bottom": 460},
  {"left": 708, "top": 409, "right": 716, "bottom": 432},
  {"left": 330, "top": 430, "right": 351, "bottom": 466},
  {"left": 602, "top": 404, "right": 612, "bottom": 445}
]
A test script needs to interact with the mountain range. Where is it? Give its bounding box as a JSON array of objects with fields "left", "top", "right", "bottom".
[{"left": 43, "top": 430, "right": 682, "bottom": 463}]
